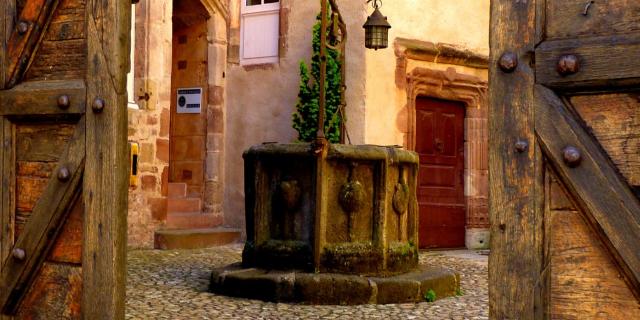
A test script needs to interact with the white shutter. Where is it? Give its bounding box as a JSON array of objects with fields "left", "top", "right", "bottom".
[{"left": 240, "top": 2, "right": 280, "bottom": 65}]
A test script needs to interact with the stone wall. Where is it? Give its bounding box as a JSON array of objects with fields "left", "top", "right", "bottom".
[
  {"left": 126, "top": 0, "right": 229, "bottom": 248},
  {"left": 127, "top": 0, "right": 173, "bottom": 248}
]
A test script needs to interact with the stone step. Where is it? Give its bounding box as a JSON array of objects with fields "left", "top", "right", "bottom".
[
  {"left": 154, "top": 228, "right": 242, "bottom": 250},
  {"left": 168, "top": 182, "right": 188, "bottom": 199},
  {"left": 167, "top": 198, "right": 201, "bottom": 213},
  {"left": 165, "top": 212, "right": 223, "bottom": 229}
]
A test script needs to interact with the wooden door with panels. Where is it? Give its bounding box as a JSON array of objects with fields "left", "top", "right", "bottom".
[
  {"left": 0, "top": 0, "right": 129, "bottom": 319},
  {"left": 415, "top": 97, "right": 465, "bottom": 249},
  {"left": 490, "top": 0, "right": 640, "bottom": 318}
]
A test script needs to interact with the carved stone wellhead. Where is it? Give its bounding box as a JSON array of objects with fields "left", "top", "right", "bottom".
[{"left": 241, "top": 143, "right": 420, "bottom": 276}]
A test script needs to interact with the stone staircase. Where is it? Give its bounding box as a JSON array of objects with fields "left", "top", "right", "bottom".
[{"left": 154, "top": 182, "right": 241, "bottom": 250}]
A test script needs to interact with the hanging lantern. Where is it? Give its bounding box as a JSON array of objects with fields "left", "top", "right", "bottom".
[{"left": 363, "top": 1, "right": 391, "bottom": 50}]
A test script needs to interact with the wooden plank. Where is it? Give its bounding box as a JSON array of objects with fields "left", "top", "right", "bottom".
[
  {"left": 0, "top": 120, "right": 84, "bottom": 314},
  {"left": 16, "top": 262, "right": 82, "bottom": 319},
  {"left": 48, "top": 194, "right": 82, "bottom": 264},
  {"left": 489, "top": 0, "right": 542, "bottom": 318},
  {"left": 549, "top": 211, "right": 640, "bottom": 318},
  {"left": 0, "top": 119, "right": 11, "bottom": 320},
  {"left": 0, "top": 79, "right": 86, "bottom": 116},
  {"left": 0, "top": 119, "right": 14, "bottom": 270},
  {"left": 23, "top": 0, "right": 87, "bottom": 82},
  {"left": 82, "top": 0, "right": 130, "bottom": 319},
  {"left": 0, "top": 120, "right": 6, "bottom": 267},
  {"left": 0, "top": 0, "right": 15, "bottom": 88},
  {"left": 535, "top": 84, "right": 640, "bottom": 293},
  {"left": 545, "top": 0, "right": 640, "bottom": 41},
  {"left": 536, "top": 35, "right": 640, "bottom": 90},
  {"left": 570, "top": 93, "right": 640, "bottom": 188},
  {"left": 15, "top": 123, "right": 75, "bottom": 162},
  {"left": 5, "top": 0, "right": 61, "bottom": 88}
]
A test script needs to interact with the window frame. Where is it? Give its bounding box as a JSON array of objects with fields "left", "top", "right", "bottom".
[{"left": 240, "top": 0, "right": 281, "bottom": 65}]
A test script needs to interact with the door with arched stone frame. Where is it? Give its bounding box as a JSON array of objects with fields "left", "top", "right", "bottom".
[{"left": 415, "top": 97, "right": 466, "bottom": 249}]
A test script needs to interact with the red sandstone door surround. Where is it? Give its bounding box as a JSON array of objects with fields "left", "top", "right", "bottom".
[{"left": 415, "top": 97, "right": 466, "bottom": 249}]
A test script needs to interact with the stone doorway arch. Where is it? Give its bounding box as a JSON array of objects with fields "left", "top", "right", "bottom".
[{"left": 394, "top": 38, "right": 490, "bottom": 249}]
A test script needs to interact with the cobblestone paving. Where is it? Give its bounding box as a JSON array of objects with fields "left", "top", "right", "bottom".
[{"left": 126, "top": 244, "right": 488, "bottom": 320}]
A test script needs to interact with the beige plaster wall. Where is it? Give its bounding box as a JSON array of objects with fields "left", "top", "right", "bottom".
[
  {"left": 364, "top": 0, "right": 490, "bottom": 145},
  {"left": 224, "top": 0, "right": 368, "bottom": 229}
]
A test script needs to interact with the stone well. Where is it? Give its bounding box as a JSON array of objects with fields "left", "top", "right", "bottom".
[{"left": 211, "top": 143, "right": 459, "bottom": 304}]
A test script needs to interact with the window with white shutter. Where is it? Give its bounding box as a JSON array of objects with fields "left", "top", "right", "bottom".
[{"left": 241, "top": 0, "right": 280, "bottom": 65}]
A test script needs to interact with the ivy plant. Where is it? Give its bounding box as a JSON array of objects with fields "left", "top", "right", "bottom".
[{"left": 292, "top": 4, "right": 342, "bottom": 143}]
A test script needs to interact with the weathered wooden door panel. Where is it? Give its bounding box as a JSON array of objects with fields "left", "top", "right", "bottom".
[
  {"left": 416, "top": 97, "right": 465, "bottom": 249},
  {"left": 490, "top": 0, "right": 640, "bottom": 318},
  {"left": 546, "top": 170, "right": 640, "bottom": 318},
  {"left": 0, "top": 0, "right": 129, "bottom": 318},
  {"left": 545, "top": 0, "right": 640, "bottom": 40},
  {"left": 569, "top": 93, "right": 640, "bottom": 191}
]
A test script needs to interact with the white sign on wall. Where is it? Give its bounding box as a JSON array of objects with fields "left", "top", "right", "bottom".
[{"left": 176, "top": 87, "right": 203, "bottom": 114}]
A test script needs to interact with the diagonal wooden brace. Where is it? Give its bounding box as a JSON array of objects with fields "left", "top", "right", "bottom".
[
  {"left": 535, "top": 84, "right": 640, "bottom": 294},
  {"left": 0, "top": 118, "right": 85, "bottom": 315}
]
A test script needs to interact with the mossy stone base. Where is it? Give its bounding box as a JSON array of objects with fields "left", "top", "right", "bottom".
[{"left": 210, "top": 264, "right": 459, "bottom": 305}]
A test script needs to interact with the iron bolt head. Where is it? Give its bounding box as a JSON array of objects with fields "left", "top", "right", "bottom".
[
  {"left": 498, "top": 52, "right": 518, "bottom": 73},
  {"left": 57, "top": 95, "right": 70, "bottom": 109},
  {"left": 58, "top": 167, "right": 70, "bottom": 182},
  {"left": 12, "top": 248, "right": 26, "bottom": 261},
  {"left": 557, "top": 54, "right": 580, "bottom": 76},
  {"left": 17, "top": 21, "right": 29, "bottom": 35},
  {"left": 515, "top": 140, "right": 529, "bottom": 153},
  {"left": 92, "top": 98, "right": 105, "bottom": 113},
  {"left": 563, "top": 146, "right": 582, "bottom": 167}
]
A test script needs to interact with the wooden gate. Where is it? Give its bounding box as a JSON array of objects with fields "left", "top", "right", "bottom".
[
  {"left": 490, "top": 0, "right": 640, "bottom": 318},
  {"left": 0, "top": 0, "right": 129, "bottom": 318}
]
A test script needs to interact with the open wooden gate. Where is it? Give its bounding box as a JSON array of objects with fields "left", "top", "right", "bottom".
[
  {"left": 490, "top": 0, "right": 640, "bottom": 318},
  {"left": 0, "top": 0, "right": 129, "bottom": 318}
]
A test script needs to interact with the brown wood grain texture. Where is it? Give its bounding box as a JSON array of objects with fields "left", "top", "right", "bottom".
[
  {"left": 536, "top": 35, "right": 640, "bottom": 89},
  {"left": 0, "top": 1, "right": 14, "bottom": 88},
  {"left": 0, "top": 120, "right": 85, "bottom": 314},
  {"left": 5, "top": 0, "right": 60, "bottom": 88},
  {"left": 23, "top": 0, "right": 87, "bottom": 82},
  {"left": 535, "top": 85, "right": 640, "bottom": 294},
  {"left": 1, "top": 119, "right": 15, "bottom": 274},
  {"left": 546, "top": 171, "right": 640, "bottom": 319},
  {"left": 16, "top": 162, "right": 57, "bottom": 238},
  {"left": 545, "top": 0, "right": 640, "bottom": 40},
  {"left": 82, "top": 0, "right": 130, "bottom": 318},
  {"left": 0, "top": 119, "right": 13, "bottom": 320},
  {"left": 0, "top": 79, "right": 86, "bottom": 116},
  {"left": 48, "top": 194, "right": 83, "bottom": 264},
  {"left": 0, "top": 119, "right": 6, "bottom": 268},
  {"left": 16, "top": 262, "right": 82, "bottom": 319},
  {"left": 16, "top": 123, "right": 75, "bottom": 162},
  {"left": 489, "top": 0, "right": 542, "bottom": 318},
  {"left": 570, "top": 93, "right": 640, "bottom": 187}
]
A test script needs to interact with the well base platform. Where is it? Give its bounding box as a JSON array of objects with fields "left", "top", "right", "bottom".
[{"left": 210, "top": 264, "right": 460, "bottom": 305}]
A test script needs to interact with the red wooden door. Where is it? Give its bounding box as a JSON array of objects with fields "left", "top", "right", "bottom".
[{"left": 415, "top": 97, "right": 465, "bottom": 249}]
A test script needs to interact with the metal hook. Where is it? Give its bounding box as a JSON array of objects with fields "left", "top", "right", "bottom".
[
  {"left": 366, "top": 0, "right": 382, "bottom": 9},
  {"left": 583, "top": 1, "right": 594, "bottom": 16}
]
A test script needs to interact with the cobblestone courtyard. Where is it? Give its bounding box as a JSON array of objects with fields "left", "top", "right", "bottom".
[{"left": 126, "top": 244, "right": 488, "bottom": 319}]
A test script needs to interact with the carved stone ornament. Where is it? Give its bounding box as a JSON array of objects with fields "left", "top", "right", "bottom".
[
  {"left": 339, "top": 180, "right": 365, "bottom": 213},
  {"left": 278, "top": 180, "right": 301, "bottom": 211},
  {"left": 393, "top": 182, "right": 410, "bottom": 215}
]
